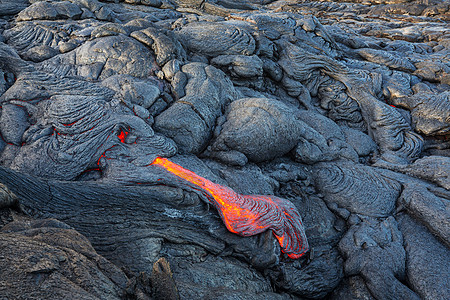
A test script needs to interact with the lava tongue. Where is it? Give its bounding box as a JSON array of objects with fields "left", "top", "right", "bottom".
[{"left": 150, "top": 157, "right": 309, "bottom": 259}]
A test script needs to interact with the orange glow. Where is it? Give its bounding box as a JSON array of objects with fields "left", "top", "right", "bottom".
[
  {"left": 62, "top": 120, "right": 78, "bottom": 126},
  {"left": 96, "top": 145, "right": 116, "bottom": 166},
  {"left": 117, "top": 130, "right": 129, "bottom": 143},
  {"left": 150, "top": 157, "right": 309, "bottom": 259}
]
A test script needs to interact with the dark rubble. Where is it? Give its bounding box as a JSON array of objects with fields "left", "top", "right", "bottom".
[{"left": 0, "top": 0, "right": 449, "bottom": 299}]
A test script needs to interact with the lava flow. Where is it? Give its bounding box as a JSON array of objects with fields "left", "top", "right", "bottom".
[{"left": 150, "top": 157, "right": 309, "bottom": 259}]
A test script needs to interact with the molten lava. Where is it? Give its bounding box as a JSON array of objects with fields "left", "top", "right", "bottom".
[
  {"left": 150, "top": 157, "right": 309, "bottom": 259},
  {"left": 117, "top": 130, "right": 129, "bottom": 143}
]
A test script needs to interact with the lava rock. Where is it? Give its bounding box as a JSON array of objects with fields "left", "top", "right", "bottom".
[
  {"left": 0, "top": 216, "right": 130, "bottom": 299},
  {"left": 397, "top": 213, "right": 450, "bottom": 300},
  {"left": 339, "top": 217, "right": 420, "bottom": 300},
  {"left": 313, "top": 162, "right": 401, "bottom": 217}
]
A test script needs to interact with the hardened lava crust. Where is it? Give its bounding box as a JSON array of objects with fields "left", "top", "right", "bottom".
[{"left": 0, "top": 0, "right": 449, "bottom": 299}]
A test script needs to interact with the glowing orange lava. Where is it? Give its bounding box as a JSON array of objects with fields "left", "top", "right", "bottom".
[
  {"left": 117, "top": 130, "right": 129, "bottom": 143},
  {"left": 150, "top": 157, "right": 309, "bottom": 259}
]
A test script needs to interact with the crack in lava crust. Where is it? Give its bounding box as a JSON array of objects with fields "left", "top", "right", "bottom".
[{"left": 150, "top": 157, "right": 309, "bottom": 259}]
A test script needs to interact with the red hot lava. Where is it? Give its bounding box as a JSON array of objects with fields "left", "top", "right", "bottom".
[
  {"left": 117, "top": 130, "right": 129, "bottom": 143},
  {"left": 150, "top": 157, "right": 309, "bottom": 259}
]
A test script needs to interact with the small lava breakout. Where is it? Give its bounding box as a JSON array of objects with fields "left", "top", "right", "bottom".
[{"left": 150, "top": 157, "right": 309, "bottom": 259}]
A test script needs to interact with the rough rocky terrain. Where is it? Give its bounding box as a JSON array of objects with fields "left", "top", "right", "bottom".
[{"left": 0, "top": 0, "right": 449, "bottom": 299}]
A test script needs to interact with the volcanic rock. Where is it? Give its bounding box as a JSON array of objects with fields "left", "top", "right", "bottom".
[{"left": 0, "top": 0, "right": 449, "bottom": 299}]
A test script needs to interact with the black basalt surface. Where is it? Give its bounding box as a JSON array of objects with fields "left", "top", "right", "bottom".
[{"left": 0, "top": 0, "right": 449, "bottom": 299}]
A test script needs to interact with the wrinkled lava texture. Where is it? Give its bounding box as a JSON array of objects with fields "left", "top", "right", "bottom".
[
  {"left": 151, "top": 157, "right": 309, "bottom": 259},
  {"left": 0, "top": 0, "right": 449, "bottom": 299}
]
